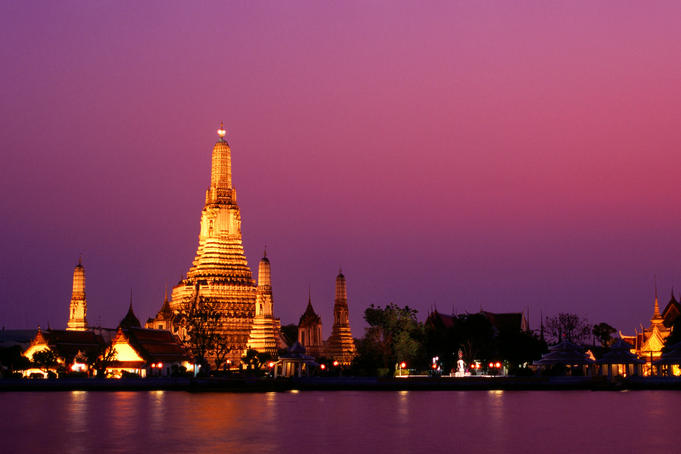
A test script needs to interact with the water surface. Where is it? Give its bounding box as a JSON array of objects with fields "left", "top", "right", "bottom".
[{"left": 1, "top": 390, "right": 676, "bottom": 453}]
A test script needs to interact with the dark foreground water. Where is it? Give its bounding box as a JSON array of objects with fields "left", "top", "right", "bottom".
[{"left": 1, "top": 390, "right": 678, "bottom": 453}]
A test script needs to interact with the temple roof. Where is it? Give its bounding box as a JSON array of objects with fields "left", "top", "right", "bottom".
[
  {"left": 533, "top": 340, "right": 594, "bottom": 366},
  {"left": 115, "top": 327, "right": 189, "bottom": 364},
  {"left": 425, "top": 311, "right": 455, "bottom": 329},
  {"left": 596, "top": 339, "right": 645, "bottom": 364},
  {"left": 481, "top": 311, "right": 528, "bottom": 333},
  {"left": 278, "top": 341, "right": 316, "bottom": 362},
  {"left": 425, "top": 310, "right": 527, "bottom": 333},
  {"left": 119, "top": 303, "right": 141, "bottom": 329},
  {"left": 662, "top": 297, "right": 681, "bottom": 328},
  {"left": 26, "top": 328, "right": 104, "bottom": 362},
  {"left": 154, "top": 290, "right": 174, "bottom": 321},
  {"left": 299, "top": 298, "right": 321, "bottom": 326}
]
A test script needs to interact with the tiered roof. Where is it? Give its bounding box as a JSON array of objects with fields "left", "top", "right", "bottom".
[
  {"left": 534, "top": 340, "right": 594, "bottom": 366},
  {"left": 109, "top": 327, "right": 188, "bottom": 368},
  {"left": 597, "top": 339, "right": 645, "bottom": 365},
  {"left": 25, "top": 328, "right": 104, "bottom": 362},
  {"left": 299, "top": 298, "right": 321, "bottom": 327}
]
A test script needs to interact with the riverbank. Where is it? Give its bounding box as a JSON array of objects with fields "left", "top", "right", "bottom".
[{"left": 3, "top": 375, "right": 681, "bottom": 392}]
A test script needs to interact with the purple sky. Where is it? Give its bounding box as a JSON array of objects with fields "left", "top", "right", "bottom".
[{"left": 2, "top": 1, "right": 681, "bottom": 337}]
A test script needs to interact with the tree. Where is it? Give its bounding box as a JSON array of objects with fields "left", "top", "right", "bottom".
[
  {"left": 87, "top": 344, "right": 117, "bottom": 378},
  {"left": 280, "top": 324, "right": 299, "bottom": 347},
  {"left": 31, "top": 349, "right": 58, "bottom": 375},
  {"left": 241, "top": 348, "right": 272, "bottom": 371},
  {"left": 213, "top": 339, "right": 234, "bottom": 372},
  {"left": 592, "top": 322, "right": 617, "bottom": 347},
  {"left": 544, "top": 313, "right": 591, "bottom": 344},
  {"left": 453, "top": 313, "right": 495, "bottom": 364},
  {"left": 495, "top": 330, "right": 546, "bottom": 370},
  {"left": 357, "top": 304, "right": 423, "bottom": 372},
  {"left": 177, "top": 296, "right": 227, "bottom": 372},
  {"left": 0, "top": 346, "right": 31, "bottom": 377}
]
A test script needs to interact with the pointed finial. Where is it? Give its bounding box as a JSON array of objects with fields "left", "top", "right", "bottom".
[
  {"left": 217, "top": 121, "right": 226, "bottom": 139},
  {"left": 163, "top": 284, "right": 168, "bottom": 303},
  {"left": 653, "top": 275, "right": 661, "bottom": 317},
  {"left": 78, "top": 254, "right": 82, "bottom": 266},
  {"left": 263, "top": 245, "right": 267, "bottom": 258},
  {"left": 129, "top": 288, "right": 133, "bottom": 310}
]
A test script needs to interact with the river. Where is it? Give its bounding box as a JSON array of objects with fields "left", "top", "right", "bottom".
[{"left": 1, "top": 390, "right": 677, "bottom": 453}]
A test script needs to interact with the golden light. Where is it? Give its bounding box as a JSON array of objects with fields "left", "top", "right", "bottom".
[
  {"left": 495, "top": 362, "right": 501, "bottom": 368},
  {"left": 333, "top": 360, "right": 339, "bottom": 367},
  {"left": 217, "top": 121, "right": 226, "bottom": 138},
  {"left": 157, "top": 362, "right": 163, "bottom": 368},
  {"left": 320, "top": 364, "right": 326, "bottom": 370},
  {"left": 268, "top": 362, "right": 275, "bottom": 368},
  {"left": 70, "top": 362, "right": 87, "bottom": 372},
  {"left": 400, "top": 361, "right": 406, "bottom": 369}
]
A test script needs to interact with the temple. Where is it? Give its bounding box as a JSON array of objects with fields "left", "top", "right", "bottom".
[
  {"left": 325, "top": 271, "right": 357, "bottom": 364},
  {"left": 298, "top": 291, "right": 324, "bottom": 358},
  {"left": 66, "top": 258, "right": 87, "bottom": 331},
  {"left": 148, "top": 123, "right": 276, "bottom": 362},
  {"left": 246, "top": 251, "right": 281, "bottom": 354},
  {"left": 620, "top": 288, "right": 678, "bottom": 374},
  {"left": 146, "top": 289, "right": 175, "bottom": 332}
]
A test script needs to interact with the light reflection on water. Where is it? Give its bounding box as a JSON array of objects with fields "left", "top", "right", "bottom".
[{"left": 1, "top": 390, "right": 680, "bottom": 454}]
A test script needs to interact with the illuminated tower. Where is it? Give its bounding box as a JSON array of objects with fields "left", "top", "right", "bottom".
[
  {"left": 326, "top": 270, "right": 357, "bottom": 364},
  {"left": 66, "top": 258, "right": 88, "bottom": 331},
  {"left": 247, "top": 250, "right": 280, "bottom": 354},
  {"left": 166, "top": 123, "right": 257, "bottom": 362}
]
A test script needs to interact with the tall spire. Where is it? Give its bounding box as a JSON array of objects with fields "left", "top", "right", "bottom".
[
  {"left": 257, "top": 251, "right": 271, "bottom": 288},
  {"left": 249, "top": 250, "right": 278, "bottom": 354},
  {"left": 653, "top": 276, "right": 662, "bottom": 322},
  {"left": 159, "top": 125, "right": 257, "bottom": 365},
  {"left": 209, "top": 121, "right": 232, "bottom": 193},
  {"left": 67, "top": 258, "right": 87, "bottom": 331},
  {"left": 335, "top": 270, "right": 347, "bottom": 302},
  {"left": 327, "top": 270, "right": 356, "bottom": 364}
]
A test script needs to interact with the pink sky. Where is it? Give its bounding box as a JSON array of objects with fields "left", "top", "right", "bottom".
[{"left": 1, "top": 1, "right": 681, "bottom": 336}]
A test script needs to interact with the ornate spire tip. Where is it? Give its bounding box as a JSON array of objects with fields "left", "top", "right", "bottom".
[{"left": 217, "top": 121, "right": 226, "bottom": 138}]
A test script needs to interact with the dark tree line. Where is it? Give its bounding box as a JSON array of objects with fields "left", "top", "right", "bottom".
[{"left": 351, "top": 304, "right": 547, "bottom": 376}]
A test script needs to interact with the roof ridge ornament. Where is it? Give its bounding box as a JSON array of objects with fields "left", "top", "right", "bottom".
[{"left": 217, "top": 121, "right": 226, "bottom": 140}]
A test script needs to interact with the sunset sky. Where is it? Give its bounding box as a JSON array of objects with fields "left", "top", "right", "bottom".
[{"left": 2, "top": 1, "right": 681, "bottom": 336}]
